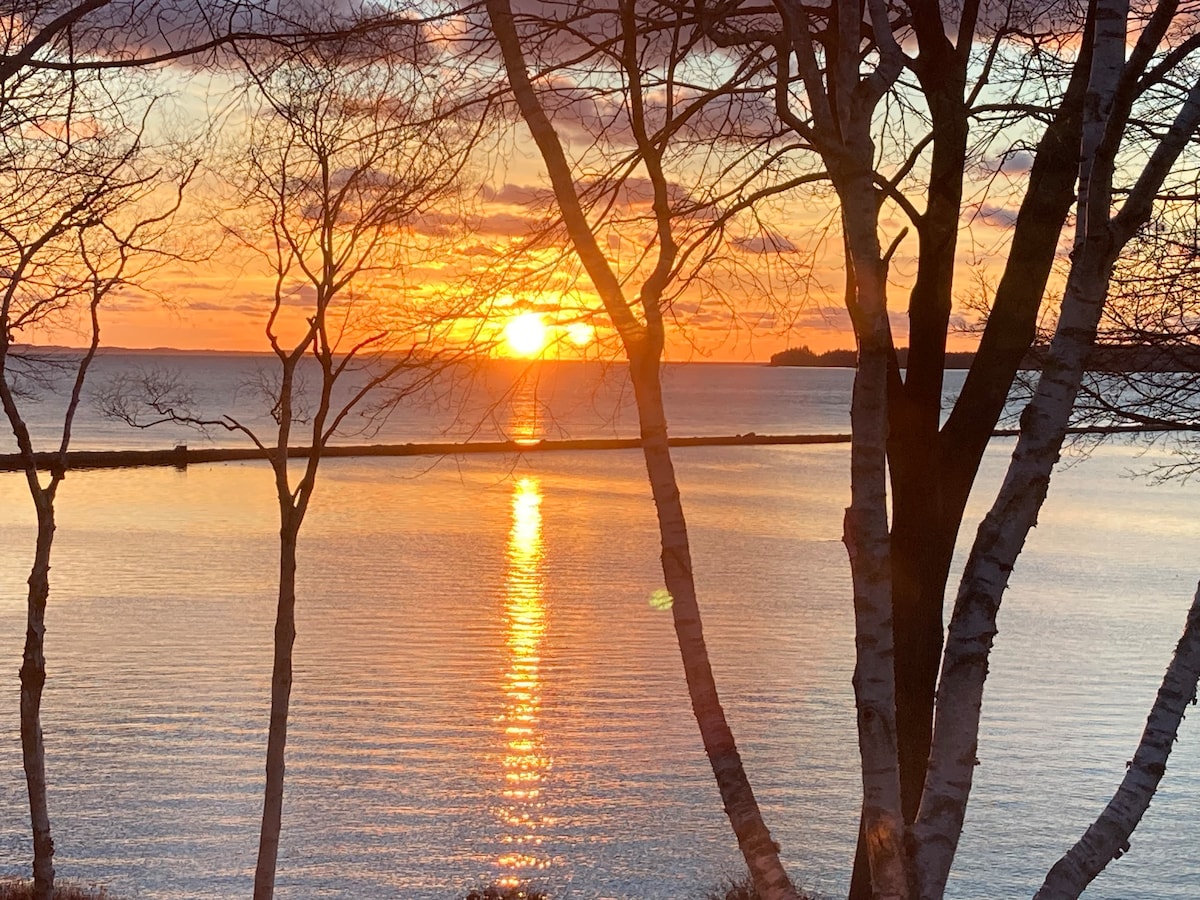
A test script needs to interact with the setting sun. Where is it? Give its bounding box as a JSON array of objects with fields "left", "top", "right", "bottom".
[{"left": 504, "top": 312, "right": 549, "bottom": 357}]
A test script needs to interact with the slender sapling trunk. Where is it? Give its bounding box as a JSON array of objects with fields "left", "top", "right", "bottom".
[
  {"left": 253, "top": 512, "right": 300, "bottom": 900},
  {"left": 21, "top": 498, "right": 56, "bottom": 900}
]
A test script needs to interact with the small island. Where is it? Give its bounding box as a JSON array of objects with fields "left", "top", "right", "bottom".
[
  {"left": 768, "top": 345, "right": 988, "bottom": 368},
  {"left": 769, "top": 343, "right": 1200, "bottom": 372}
]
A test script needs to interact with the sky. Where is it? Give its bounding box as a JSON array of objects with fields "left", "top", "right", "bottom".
[
  {"left": 62, "top": 124, "right": 1029, "bottom": 363},
  {"left": 12, "top": 3, "right": 1061, "bottom": 363}
]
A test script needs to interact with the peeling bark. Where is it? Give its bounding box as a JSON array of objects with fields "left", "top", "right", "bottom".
[
  {"left": 913, "top": 7, "right": 1200, "bottom": 892},
  {"left": 774, "top": 0, "right": 911, "bottom": 888},
  {"left": 913, "top": 189, "right": 1120, "bottom": 900},
  {"left": 1034, "top": 583, "right": 1200, "bottom": 900},
  {"left": 839, "top": 168, "right": 910, "bottom": 900}
]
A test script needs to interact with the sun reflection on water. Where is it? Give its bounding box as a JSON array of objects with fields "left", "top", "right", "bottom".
[
  {"left": 495, "top": 476, "right": 552, "bottom": 885},
  {"left": 507, "top": 376, "right": 545, "bottom": 445}
]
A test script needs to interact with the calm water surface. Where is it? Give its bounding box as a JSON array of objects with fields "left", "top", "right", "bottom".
[{"left": 0, "top": 359, "right": 1198, "bottom": 898}]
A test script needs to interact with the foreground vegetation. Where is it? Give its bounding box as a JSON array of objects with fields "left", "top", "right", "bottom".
[
  {"left": 0, "top": 874, "right": 816, "bottom": 900},
  {"left": 0, "top": 883, "right": 108, "bottom": 900},
  {"left": 464, "top": 876, "right": 819, "bottom": 900}
]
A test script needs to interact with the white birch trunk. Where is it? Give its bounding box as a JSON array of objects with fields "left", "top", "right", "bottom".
[
  {"left": 910, "top": 251, "right": 1114, "bottom": 900},
  {"left": 1073, "top": 0, "right": 1127, "bottom": 248},
  {"left": 839, "top": 169, "right": 910, "bottom": 900},
  {"left": 911, "top": 10, "right": 1200, "bottom": 895},
  {"left": 1034, "top": 583, "right": 1200, "bottom": 900}
]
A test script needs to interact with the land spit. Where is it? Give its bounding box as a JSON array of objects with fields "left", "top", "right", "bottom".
[{"left": 0, "top": 424, "right": 1174, "bottom": 472}]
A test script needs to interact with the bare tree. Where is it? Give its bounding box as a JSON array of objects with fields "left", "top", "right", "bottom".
[
  {"left": 2, "top": 0, "right": 435, "bottom": 81},
  {"left": 0, "top": 18, "right": 193, "bottom": 897},
  {"left": 480, "top": 2, "right": 806, "bottom": 897},
  {"left": 688, "top": 2, "right": 1101, "bottom": 888},
  {"left": 698, "top": 0, "right": 1200, "bottom": 895},
  {"left": 102, "top": 23, "right": 481, "bottom": 898},
  {"left": 918, "top": 3, "right": 1200, "bottom": 895},
  {"left": 1067, "top": 199, "right": 1200, "bottom": 453}
]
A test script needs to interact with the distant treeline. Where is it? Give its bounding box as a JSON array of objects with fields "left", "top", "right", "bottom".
[{"left": 769, "top": 344, "right": 1200, "bottom": 372}]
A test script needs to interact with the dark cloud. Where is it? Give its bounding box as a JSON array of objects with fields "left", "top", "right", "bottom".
[
  {"left": 37, "top": 0, "right": 429, "bottom": 68},
  {"left": 474, "top": 211, "right": 537, "bottom": 236},
  {"left": 188, "top": 300, "right": 262, "bottom": 313},
  {"left": 974, "top": 203, "right": 1019, "bottom": 227},
  {"left": 999, "top": 149, "right": 1035, "bottom": 174},
  {"left": 480, "top": 183, "right": 555, "bottom": 206},
  {"left": 414, "top": 208, "right": 539, "bottom": 239}
]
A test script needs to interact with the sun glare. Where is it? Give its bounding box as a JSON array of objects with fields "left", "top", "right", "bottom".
[
  {"left": 504, "top": 312, "right": 549, "bottom": 357},
  {"left": 566, "top": 322, "right": 593, "bottom": 346}
]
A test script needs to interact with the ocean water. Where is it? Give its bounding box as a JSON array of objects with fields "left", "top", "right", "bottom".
[{"left": 0, "top": 356, "right": 1197, "bottom": 899}]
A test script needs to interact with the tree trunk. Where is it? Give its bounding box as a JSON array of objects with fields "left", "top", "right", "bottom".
[
  {"left": 628, "top": 352, "right": 797, "bottom": 900},
  {"left": 885, "top": 12, "right": 1095, "bottom": 842},
  {"left": 911, "top": 10, "right": 1200, "bottom": 891},
  {"left": 21, "top": 499, "right": 55, "bottom": 900},
  {"left": 912, "top": 243, "right": 1116, "bottom": 898},
  {"left": 887, "top": 48, "right": 967, "bottom": 827},
  {"left": 1034, "top": 582, "right": 1200, "bottom": 900},
  {"left": 253, "top": 516, "right": 299, "bottom": 900},
  {"left": 483, "top": 2, "right": 796, "bottom": 894},
  {"left": 838, "top": 164, "right": 911, "bottom": 899}
]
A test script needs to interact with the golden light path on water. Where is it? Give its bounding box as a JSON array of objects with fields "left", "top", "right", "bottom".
[
  {"left": 507, "top": 376, "right": 544, "bottom": 445},
  {"left": 496, "top": 476, "right": 552, "bottom": 886}
]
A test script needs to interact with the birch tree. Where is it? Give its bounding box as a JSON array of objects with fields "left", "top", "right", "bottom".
[
  {"left": 758, "top": 0, "right": 916, "bottom": 889},
  {"left": 0, "top": 18, "right": 192, "bottom": 896},
  {"left": 693, "top": 6, "right": 1099, "bottom": 890},
  {"left": 481, "top": 2, "right": 803, "bottom": 897},
  {"left": 915, "top": 3, "right": 1200, "bottom": 895},
  {"left": 700, "top": 0, "right": 1200, "bottom": 894},
  {"left": 154, "top": 30, "right": 473, "bottom": 899}
]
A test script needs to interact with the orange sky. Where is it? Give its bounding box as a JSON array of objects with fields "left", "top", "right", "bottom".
[
  {"left": 43, "top": 176, "right": 1031, "bottom": 362},
  {"left": 23, "top": 83, "right": 1050, "bottom": 363}
]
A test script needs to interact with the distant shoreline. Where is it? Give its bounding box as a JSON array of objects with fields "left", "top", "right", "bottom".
[
  {"left": 9, "top": 345, "right": 776, "bottom": 365},
  {"left": 768, "top": 344, "right": 1200, "bottom": 372}
]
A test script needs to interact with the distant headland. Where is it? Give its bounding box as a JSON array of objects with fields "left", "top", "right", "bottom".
[{"left": 768, "top": 344, "right": 1200, "bottom": 372}]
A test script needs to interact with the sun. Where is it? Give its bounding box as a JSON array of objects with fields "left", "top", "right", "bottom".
[{"left": 504, "top": 312, "right": 549, "bottom": 357}]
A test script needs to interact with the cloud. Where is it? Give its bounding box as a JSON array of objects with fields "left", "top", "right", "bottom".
[
  {"left": 414, "top": 208, "right": 541, "bottom": 240},
  {"left": 474, "top": 211, "right": 539, "bottom": 236},
  {"left": 54, "top": 0, "right": 431, "bottom": 69},
  {"left": 974, "top": 203, "right": 1020, "bottom": 227},
  {"left": 481, "top": 183, "right": 555, "bottom": 206},
  {"left": 460, "top": 242, "right": 501, "bottom": 257},
  {"left": 732, "top": 233, "right": 798, "bottom": 254},
  {"left": 999, "top": 149, "right": 1035, "bottom": 174}
]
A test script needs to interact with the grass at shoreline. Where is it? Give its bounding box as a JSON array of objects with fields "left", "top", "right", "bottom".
[
  {"left": 0, "top": 872, "right": 818, "bottom": 900},
  {"left": 461, "top": 874, "right": 820, "bottom": 900},
  {"left": 0, "top": 883, "right": 110, "bottom": 899}
]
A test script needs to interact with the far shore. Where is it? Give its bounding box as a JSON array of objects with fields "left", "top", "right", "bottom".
[{"left": 769, "top": 343, "right": 1200, "bottom": 372}]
